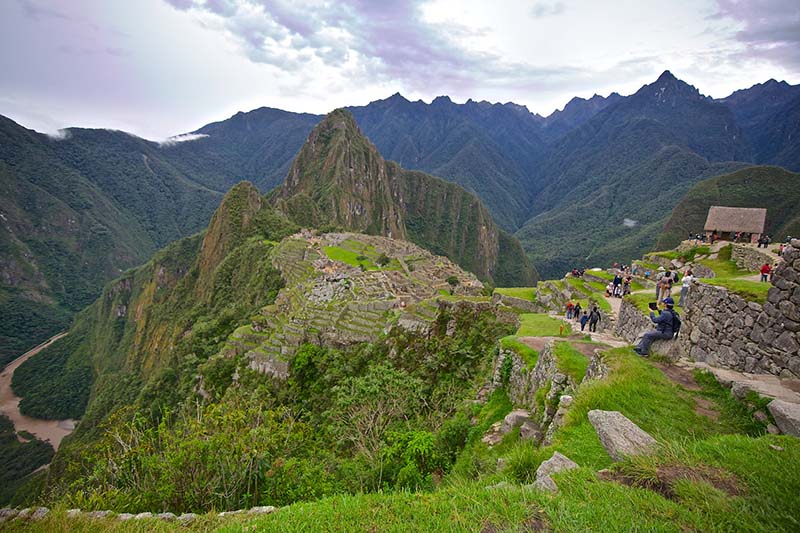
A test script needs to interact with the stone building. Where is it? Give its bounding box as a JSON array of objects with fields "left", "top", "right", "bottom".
[{"left": 704, "top": 206, "right": 766, "bottom": 243}]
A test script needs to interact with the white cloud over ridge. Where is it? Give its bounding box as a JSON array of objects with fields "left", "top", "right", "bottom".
[{"left": 158, "top": 132, "right": 210, "bottom": 146}]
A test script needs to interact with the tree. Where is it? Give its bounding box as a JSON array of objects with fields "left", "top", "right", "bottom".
[{"left": 446, "top": 276, "right": 460, "bottom": 295}]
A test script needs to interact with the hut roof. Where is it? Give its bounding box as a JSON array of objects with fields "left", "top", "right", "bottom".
[{"left": 703, "top": 206, "right": 766, "bottom": 234}]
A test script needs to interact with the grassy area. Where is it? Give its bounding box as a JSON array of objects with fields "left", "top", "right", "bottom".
[
  {"left": 695, "top": 245, "right": 767, "bottom": 303},
  {"left": 494, "top": 287, "right": 537, "bottom": 302},
  {"left": 324, "top": 239, "right": 402, "bottom": 271},
  {"left": 324, "top": 245, "right": 378, "bottom": 269},
  {"left": 553, "top": 341, "right": 591, "bottom": 383},
  {"left": 501, "top": 336, "right": 539, "bottom": 368},
  {"left": 703, "top": 278, "right": 770, "bottom": 304},
  {"left": 624, "top": 293, "right": 683, "bottom": 317},
  {"left": 516, "top": 313, "right": 571, "bottom": 337}
]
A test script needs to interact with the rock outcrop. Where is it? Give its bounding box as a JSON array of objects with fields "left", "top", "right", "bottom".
[
  {"left": 530, "top": 451, "right": 579, "bottom": 493},
  {"left": 768, "top": 399, "right": 800, "bottom": 437},
  {"left": 588, "top": 410, "right": 658, "bottom": 461}
]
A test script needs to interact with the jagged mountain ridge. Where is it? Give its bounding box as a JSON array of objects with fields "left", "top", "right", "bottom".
[
  {"left": 515, "top": 71, "right": 753, "bottom": 276},
  {"left": 3, "top": 70, "right": 800, "bottom": 362},
  {"left": 272, "top": 109, "right": 538, "bottom": 286}
]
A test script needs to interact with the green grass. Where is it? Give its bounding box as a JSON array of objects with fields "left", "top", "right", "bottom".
[
  {"left": 703, "top": 278, "right": 770, "bottom": 304},
  {"left": 586, "top": 270, "right": 614, "bottom": 281},
  {"left": 324, "top": 245, "right": 378, "bottom": 269},
  {"left": 553, "top": 341, "right": 591, "bottom": 383},
  {"left": 624, "top": 293, "right": 683, "bottom": 317},
  {"left": 494, "top": 287, "right": 537, "bottom": 302},
  {"left": 516, "top": 314, "right": 571, "bottom": 337},
  {"left": 501, "top": 336, "right": 539, "bottom": 368},
  {"left": 324, "top": 240, "right": 402, "bottom": 271}
]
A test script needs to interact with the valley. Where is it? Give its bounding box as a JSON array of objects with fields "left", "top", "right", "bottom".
[
  {"left": 0, "top": 332, "right": 73, "bottom": 450},
  {"left": 2, "top": 73, "right": 800, "bottom": 532}
]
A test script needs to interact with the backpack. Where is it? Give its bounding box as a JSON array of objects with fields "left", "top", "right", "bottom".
[{"left": 671, "top": 311, "right": 681, "bottom": 338}]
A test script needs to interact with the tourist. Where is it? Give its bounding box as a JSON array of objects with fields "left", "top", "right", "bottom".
[
  {"left": 633, "top": 297, "right": 678, "bottom": 356},
  {"left": 658, "top": 272, "right": 672, "bottom": 302},
  {"left": 655, "top": 267, "right": 665, "bottom": 299},
  {"left": 573, "top": 302, "right": 582, "bottom": 321},
  {"left": 679, "top": 269, "right": 694, "bottom": 306},
  {"left": 622, "top": 276, "right": 632, "bottom": 296},
  {"left": 566, "top": 301, "right": 574, "bottom": 319},
  {"left": 612, "top": 270, "right": 623, "bottom": 295},
  {"left": 760, "top": 263, "right": 772, "bottom": 282},
  {"left": 588, "top": 306, "right": 601, "bottom": 332},
  {"left": 580, "top": 311, "right": 589, "bottom": 331}
]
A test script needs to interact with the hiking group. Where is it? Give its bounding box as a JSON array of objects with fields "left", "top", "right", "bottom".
[{"left": 565, "top": 301, "right": 601, "bottom": 332}]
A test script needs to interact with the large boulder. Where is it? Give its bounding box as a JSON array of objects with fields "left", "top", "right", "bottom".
[
  {"left": 530, "top": 451, "right": 579, "bottom": 493},
  {"left": 768, "top": 400, "right": 800, "bottom": 437},
  {"left": 501, "top": 409, "right": 531, "bottom": 434},
  {"left": 588, "top": 410, "right": 657, "bottom": 460}
]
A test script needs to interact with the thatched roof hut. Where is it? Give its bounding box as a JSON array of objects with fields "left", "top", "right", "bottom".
[{"left": 704, "top": 206, "right": 766, "bottom": 235}]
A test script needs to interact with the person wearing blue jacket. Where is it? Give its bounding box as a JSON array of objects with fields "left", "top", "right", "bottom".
[{"left": 633, "top": 297, "right": 677, "bottom": 356}]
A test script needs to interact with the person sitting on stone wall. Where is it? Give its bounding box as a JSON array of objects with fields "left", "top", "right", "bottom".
[{"left": 633, "top": 297, "right": 677, "bottom": 357}]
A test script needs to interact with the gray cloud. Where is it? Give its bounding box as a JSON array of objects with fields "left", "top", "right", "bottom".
[
  {"left": 530, "top": 1, "right": 565, "bottom": 18},
  {"left": 161, "top": 0, "right": 592, "bottom": 97},
  {"left": 18, "top": 0, "right": 70, "bottom": 21},
  {"left": 713, "top": 0, "right": 800, "bottom": 69}
]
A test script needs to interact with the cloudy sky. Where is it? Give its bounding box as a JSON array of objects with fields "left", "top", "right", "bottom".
[{"left": 1, "top": 0, "right": 798, "bottom": 140}]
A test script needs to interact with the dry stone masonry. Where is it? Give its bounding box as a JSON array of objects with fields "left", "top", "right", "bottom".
[
  {"left": 732, "top": 244, "right": 776, "bottom": 272},
  {"left": 681, "top": 239, "right": 800, "bottom": 378}
]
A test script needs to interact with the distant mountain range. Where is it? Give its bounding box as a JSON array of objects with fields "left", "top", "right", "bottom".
[{"left": 2, "top": 70, "right": 800, "bottom": 360}]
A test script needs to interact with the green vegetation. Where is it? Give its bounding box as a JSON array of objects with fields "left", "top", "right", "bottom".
[
  {"left": 494, "top": 287, "right": 536, "bottom": 302},
  {"left": 658, "top": 166, "right": 800, "bottom": 251},
  {"left": 274, "top": 109, "right": 537, "bottom": 286},
  {"left": 516, "top": 313, "right": 570, "bottom": 337},
  {"left": 695, "top": 244, "right": 769, "bottom": 303},
  {"left": 0, "top": 414, "right": 54, "bottom": 506},
  {"left": 500, "top": 336, "right": 539, "bottom": 368},
  {"left": 552, "top": 341, "right": 590, "bottom": 383},
  {"left": 704, "top": 278, "right": 770, "bottom": 303},
  {"left": 12, "top": 334, "right": 92, "bottom": 419}
]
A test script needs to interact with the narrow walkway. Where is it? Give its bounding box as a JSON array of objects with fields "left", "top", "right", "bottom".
[{"left": 0, "top": 332, "right": 75, "bottom": 450}]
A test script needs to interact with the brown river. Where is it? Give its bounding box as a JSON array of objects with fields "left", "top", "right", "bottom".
[{"left": 0, "top": 332, "right": 75, "bottom": 450}]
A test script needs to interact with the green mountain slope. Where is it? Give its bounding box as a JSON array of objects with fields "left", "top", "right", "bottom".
[
  {"left": 272, "top": 109, "right": 537, "bottom": 286},
  {"left": 348, "top": 94, "right": 546, "bottom": 230},
  {"left": 0, "top": 116, "right": 223, "bottom": 367},
  {"left": 657, "top": 166, "right": 800, "bottom": 250},
  {"left": 516, "top": 71, "right": 750, "bottom": 277}
]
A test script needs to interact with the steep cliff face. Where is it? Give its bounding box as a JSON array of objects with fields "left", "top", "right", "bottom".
[{"left": 274, "top": 109, "right": 537, "bottom": 285}]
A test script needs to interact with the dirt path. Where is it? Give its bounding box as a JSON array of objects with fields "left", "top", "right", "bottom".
[{"left": 0, "top": 332, "right": 76, "bottom": 450}]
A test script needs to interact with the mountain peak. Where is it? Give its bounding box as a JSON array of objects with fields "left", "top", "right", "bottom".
[
  {"left": 431, "top": 95, "right": 453, "bottom": 105},
  {"left": 656, "top": 70, "right": 677, "bottom": 82}
]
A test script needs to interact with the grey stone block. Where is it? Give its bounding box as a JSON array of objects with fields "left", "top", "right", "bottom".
[
  {"left": 587, "top": 410, "right": 658, "bottom": 461},
  {"left": 768, "top": 400, "right": 800, "bottom": 437}
]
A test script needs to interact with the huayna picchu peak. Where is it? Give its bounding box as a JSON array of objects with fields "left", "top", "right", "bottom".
[{"left": 273, "top": 108, "right": 538, "bottom": 287}]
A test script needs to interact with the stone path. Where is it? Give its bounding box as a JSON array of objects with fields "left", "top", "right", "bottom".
[
  {"left": 0, "top": 332, "right": 75, "bottom": 450},
  {"left": 677, "top": 360, "right": 800, "bottom": 404}
]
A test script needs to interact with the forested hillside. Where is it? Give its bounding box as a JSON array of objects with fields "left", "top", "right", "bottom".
[
  {"left": 0, "top": 117, "right": 222, "bottom": 368},
  {"left": 657, "top": 166, "right": 800, "bottom": 250},
  {"left": 515, "top": 71, "right": 749, "bottom": 277}
]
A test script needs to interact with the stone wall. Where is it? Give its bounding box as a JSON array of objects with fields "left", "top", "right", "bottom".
[
  {"left": 492, "top": 292, "right": 542, "bottom": 313},
  {"left": 732, "top": 244, "right": 775, "bottom": 272},
  {"left": 679, "top": 240, "right": 800, "bottom": 378}
]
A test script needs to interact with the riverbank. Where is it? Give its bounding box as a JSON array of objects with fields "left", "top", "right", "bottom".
[{"left": 0, "top": 333, "right": 75, "bottom": 450}]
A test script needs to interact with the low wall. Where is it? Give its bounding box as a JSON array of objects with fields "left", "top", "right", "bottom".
[{"left": 732, "top": 244, "right": 775, "bottom": 272}]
